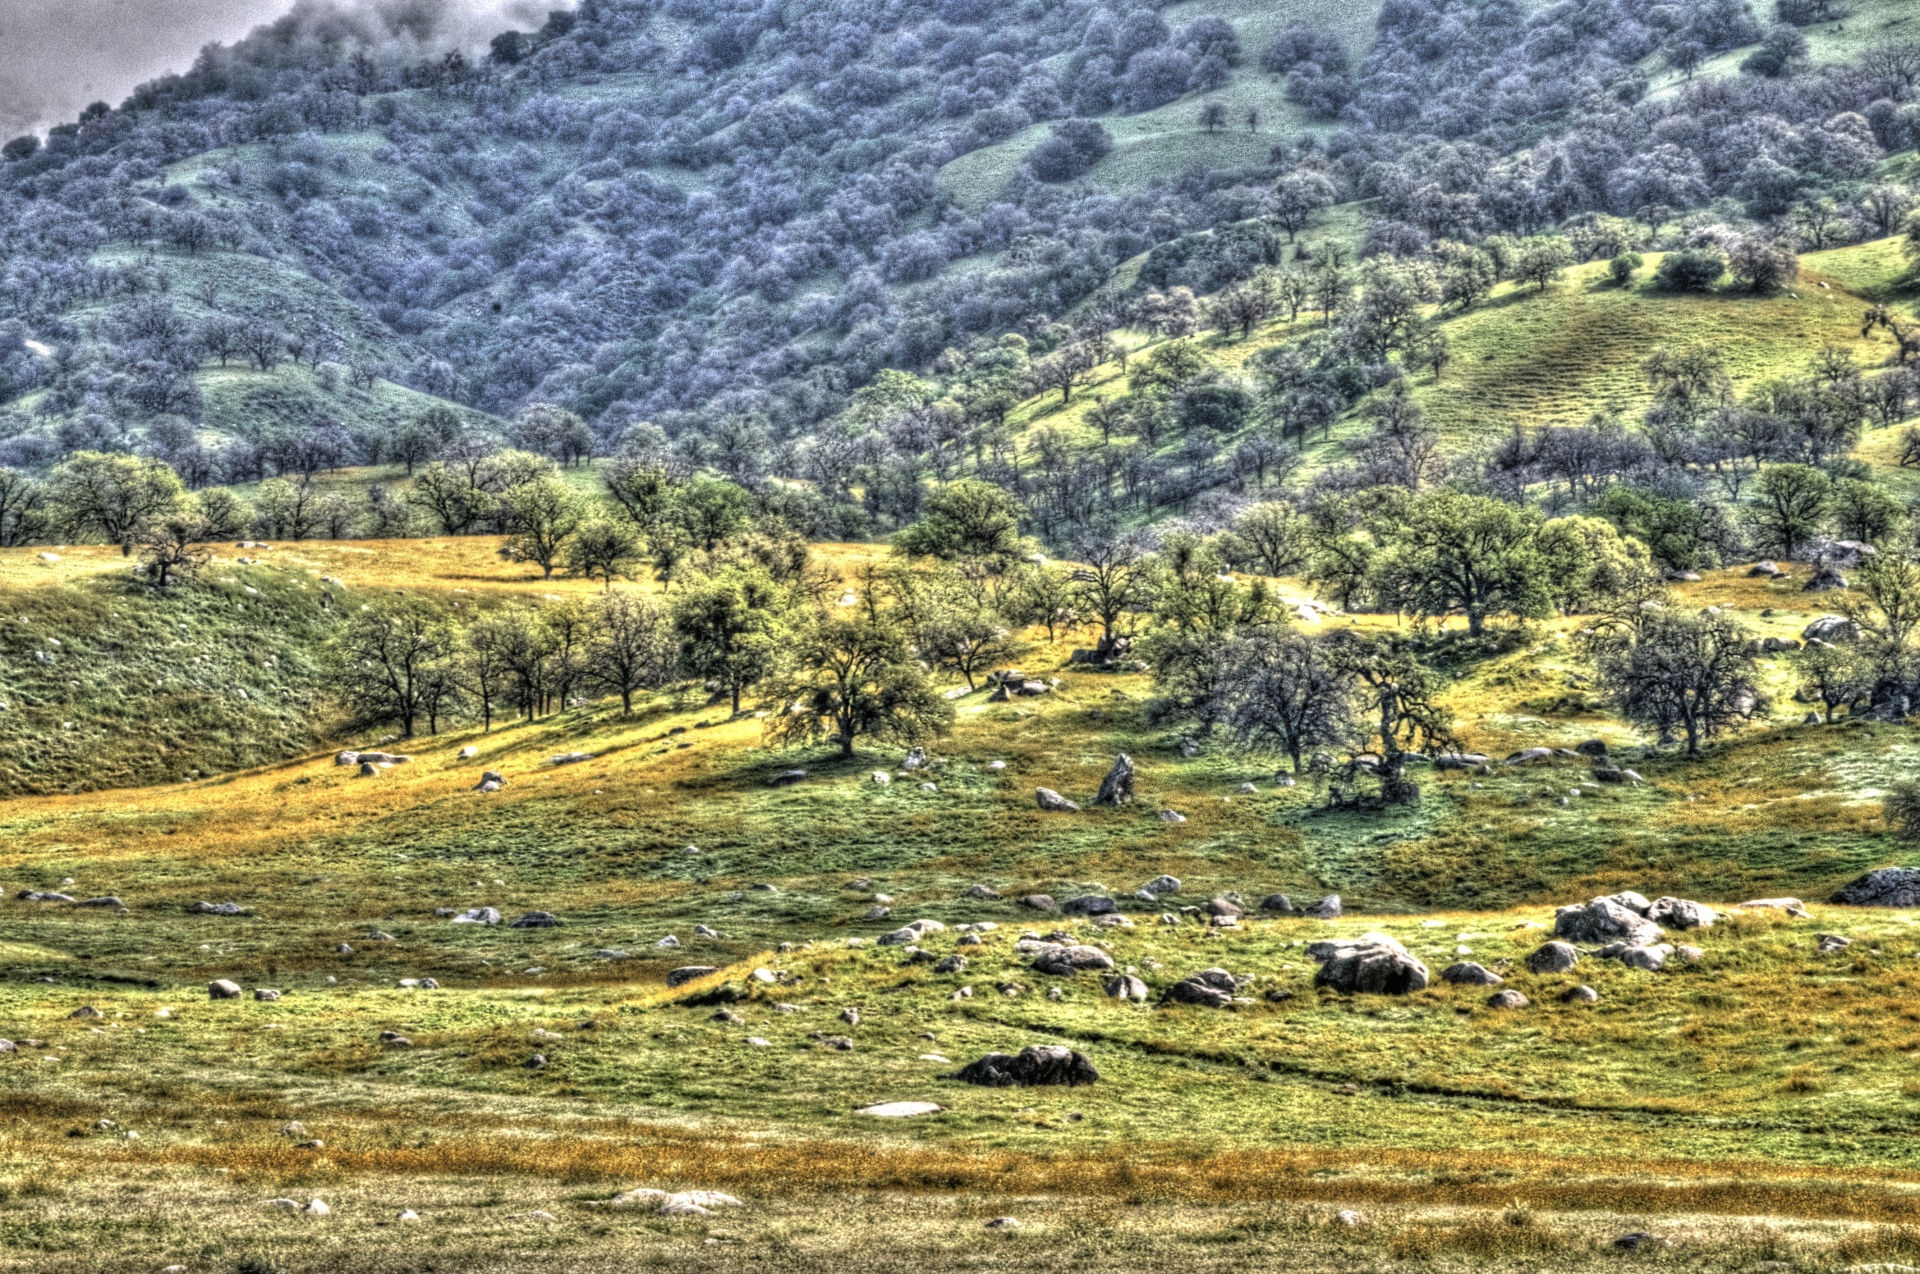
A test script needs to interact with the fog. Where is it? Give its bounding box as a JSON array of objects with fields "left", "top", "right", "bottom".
[{"left": 0, "top": 0, "right": 558, "bottom": 140}]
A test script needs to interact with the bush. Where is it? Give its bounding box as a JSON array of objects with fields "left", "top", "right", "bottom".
[
  {"left": 1025, "top": 119, "right": 1114, "bottom": 183},
  {"left": 1656, "top": 247, "right": 1728, "bottom": 292},
  {"left": 1609, "top": 252, "right": 1644, "bottom": 286},
  {"left": 1887, "top": 780, "right": 1920, "bottom": 841}
]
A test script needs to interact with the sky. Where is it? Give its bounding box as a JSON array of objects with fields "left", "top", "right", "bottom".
[{"left": 0, "top": 0, "right": 556, "bottom": 141}]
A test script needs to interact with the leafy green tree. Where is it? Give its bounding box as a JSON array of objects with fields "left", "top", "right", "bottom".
[
  {"left": 1795, "top": 642, "right": 1873, "bottom": 724},
  {"left": 333, "top": 598, "right": 457, "bottom": 738},
  {"left": 137, "top": 497, "right": 219, "bottom": 587},
  {"left": 1223, "top": 500, "right": 1311, "bottom": 577},
  {"left": 48, "top": 452, "right": 185, "bottom": 555},
  {"left": 501, "top": 475, "right": 585, "bottom": 579},
  {"left": 1441, "top": 248, "right": 1498, "bottom": 310},
  {"left": 1222, "top": 627, "right": 1355, "bottom": 773},
  {"left": 764, "top": 605, "right": 954, "bottom": 759},
  {"left": 1533, "top": 515, "right": 1660, "bottom": 616},
  {"left": 1748, "top": 464, "right": 1832, "bottom": 560},
  {"left": 1592, "top": 611, "right": 1762, "bottom": 754},
  {"left": 588, "top": 592, "right": 678, "bottom": 715},
  {"left": 1830, "top": 478, "right": 1903, "bottom": 545},
  {"left": 1367, "top": 492, "right": 1552, "bottom": 635},
  {"left": 671, "top": 565, "right": 786, "bottom": 715},
  {"left": 1512, "top": 236, "right": 1575, "bottom": 291},
  {"left": 1070, "top": 534, "right": 1158, "bottom": 648},
  {"left": 564, "top": 518, "right": 642, "bottom": 589},
  {"left": 1323, "top": 630, "right": 1455, "bottom": 805},
  {"left": 672, "top": 475, "right": 755, "bottom": 552},
  {"left": 892, "top": 480, "right": 1028, "bottom": 567},
  {"left": 905, "top": 566, "right": 1019, "bottom": 689}
]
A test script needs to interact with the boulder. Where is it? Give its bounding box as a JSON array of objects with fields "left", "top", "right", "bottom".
[
  {"left": 254, "top": 988, "right": 282, "bottom": 1002},
  {"left": 1157, "top": 810, "right": 1187, "bottom": 823},
  {"left": 16, "top": 890, "right": 75, "bottom": 903},
  {"left": 188, "top": 901, "right": 245, "bottom": 916},
  {"left": 74, "top": 896, "right": 123, "bottom": 909},
  {"left": 450, "top": 907, "right": 501, "bottom": 925},
  {"left": 871, "top": 771, "right": 891, "bottom": 786},
  {"left": 1205, "top": 896, "right": 1243, "bottom": 919},
  {"left": 1016, "top": 894, "right": 1057, "bottom": 912},
  {"left": 1140, "top": 875, "right": 1181, "bottom": 896},
  {"left": 509, "top": 911, "right": 560, "bottom": 928},
  {"left": 1748, "top": 561, "right": 1780, "bottom": 576},
  {"left": 1562, "top": 984, "right": 1599, "bottom": 1004},
  {"left": 1741, "top": 897, "right": 1810, "bottom": 917},
  {"left": 1648, "top": 896, "right": 1715, "bottom": 929},
  {"left": 1503, "top": 747, "right": 1553, "bottom": 765},
  {"left": 1802, "top": 614, "right": 1860, "bottom": 644},
  {"left": 1303, "top": 894, "right": 1341, "bottom": 920},
  {"left": 877, "top": 927, "right": 922, "bottom": 946},
  {"left": 1603, "top": 892, "right": 1652, "bottom": 916},
  {"left": 358, "top": 762, "right": 380, "bottom": 778},
  {"left": 1434, "top": 753, "right": 1491, "bottom": 770},
  {"left": 1160, "top": 968, "right": 1240, "bottom": 1008},
  {"left": 1486, "top": 990, "right": 1529, "bottom": 1009},
  {"left": 208, "top": 979, "right": 243, "bottom": 1000},
  {"left": 768, "top": 769, "right": 808, "bottom": 787},
  {"left": 1804, "top": 564, "right": 1849, "bottom": 592},
  {"left": 665, "top": 966, "right": 719, "bottom": 988},
  {"left": 1618, "top": 943, "right": 1674, "bottom": 971},
  {"left": 1061, "top": 894, "right": 1117, "bottom": 916},
  {"left": 967, "top": 884, "right": 1001, "bottom": 900},
  {"left": 1310, "top": 934, "right": 1429, "bottom": 995},
  {"left": 1030, "top": 944, "right": 1114, "bottom": 976},
  {"left": 951, "top": 1044, "right": 1098, "bottom": 1087},
  {"left": 1553, "top": 898, "right": 1662, "bottom": 947},
  {"left": 1104, "top": 974, "right": 1148, "bottom": 1002},
  {"left": 933, "top": 955, "right": 968, "bottom": 974},
  {"left": 1525, "top": 941, "right": 1579, "bottom": 974},
  {"left": 1092, "top": 755, "right": 1135, "bottom": 806},
  {"left": 1833, "top": 867, "right": 1920, "bottom": 908},
  {"left": 902, "top": 747, "right": 928, "bottom": 771},
  {"left": 1573, "top": 740, "right": 1609, "bottom": 758},
  {"left": 1440, "top": 962, "right": 1503, "bottom": 986},
  {"left": 1035, "top": 788, "right": 1080, "bottom": 812},
  {"left": 1259, "top": 893, "right": 1295, "bottom": 914}
]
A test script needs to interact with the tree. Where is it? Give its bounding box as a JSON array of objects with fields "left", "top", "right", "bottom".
[
  {"left": 1222, "top": 627, "right": 1355, "bottom": 773},
  {"left": 1070, "top": 534, "right": 1157, "bottom": 648},
  {"left": 1796, "top": 643, "right": 1873, "bottom": 723},
  {"left": 1656, "top": 247, "right": 1728, "bottom": 292},
  {"left": 1010, "top": 561, "right": 1079, "bottom": 642},
  {"left": 0, "top": 469, "right": 48, "bottom": 547},
  {"left": 672, "top": 566, "right": 786, "bottom": 715},
  {"left": 1862, "top": 39, "right": 1920, "bottom": 93},
  {"left": 1729, "top": 236, "right": 1800, "bottom": 293},
  {"left": 254, "top": 475, "right": 322, "bottom": 540},
  {"left": 565, "top": 518, "right": 642, "bottom": 589},
  {"left": 333, "top": 599, "right": 456, "bottom": 738},
  {"left": 459, "top": 617, "right": 516, "bottom": 732},
  {"left": 1512, "top": 236, "right": 1575, "bottom": 292},
  {"left": 1266, "top": 170, "right": 1337, "bottom": 243},
  {"left": 1831, "top": 478, "right": 1903, "bottom": 545},
  {"left": 765, "top": 606, "right": 953, "bottom": 759},
  {"left": 892, "top": 480, "right": 1028, "bottom": 567},
  {"left": 137, "top": 500, "right": 217, "bottom": 587},
  {"left": 604, "top": 455, "right": 686, "bottom": 545},
  {"left": 501, "top": 476, "right": 584, "bottom": 579},
  {"left": 1860, "top": 185, "right": 1915, "bottom": 238},
  {"left": 48, "top": 452, "right": 185, "bottom": 555},
  {"left": 588, "top": 592, "right": 678, "bottom": 715},
  {"left": 909, "top": 567, "right": 1018, "bottom": 689},
  {"left": 672, "top": 475, "right": 755, "bottom": 553},
  {"left": 1033, "top": 342, "right": 1098, "bottom": 405},
  {"left": 1199, "top": 101, "right": 1228, "bottom": 133},
  {"left": 1368, "top": 493, "right": 1553, "bottom": 636},
  {"left": 1441, "top": 249, "right": 1497, "bottom": 309},
  {"left": 388, "top": 412, "right": 450, "bottom": 476},
  {"left": 1322, "top": 630, "right": 1455, "bottom": 805},
  {"left": 1593, "top": 611, "right": 1763, "bottom": 754},
  {"left": 1748, "top": 463, "right": 1832, "bottom": 560},
  {"left": 1609, "top": 252, "right": 1644, "bottom": 286},
  {"left": 1224, "top": 501, "right": 1310, "bottom": 577}
]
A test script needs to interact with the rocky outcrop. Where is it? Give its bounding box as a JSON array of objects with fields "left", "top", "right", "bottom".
[
  {"left": 951, "top": 1044, "right": 1098, "bottom": 1087},
  {"left": 1833, "top": 867, "right": 1920, "bottom": 907},
  {"left": 1309, "top": 934, "right": 1429, "bottom": 995}
]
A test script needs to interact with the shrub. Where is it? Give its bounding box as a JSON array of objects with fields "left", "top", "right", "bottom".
[
  {"left": 1887, "top": 780, "right": 1920, "bottom": 841},
  {"left": 1609, "top": 252, "right": 1644, "bottom": 286},
  {"left": 1656, "top": 247, "right": 1728, "bottom": 292}
]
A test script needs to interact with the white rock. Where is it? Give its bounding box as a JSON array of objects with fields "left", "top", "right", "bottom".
[
  {"left": 856, "top": 1101, "right": 942, "bottom": 1117},
  {"left": 303, "top": 1200, "right": 330, "bottom": 1217}
]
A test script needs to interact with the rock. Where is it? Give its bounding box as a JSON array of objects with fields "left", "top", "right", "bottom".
[
  {"left": 509, "top": 911, "right": 560, "bottom": 928},
  {"left": 1303, "top": 894, "right": 1341, "bottom": 920},
  {"left": 380, "top": 1032, "right": 412, "bottom": 1047},
  {"left": 1259, "top": 894, "right": 1294, "bottom": 914},
  {"left": 967, "top": 884, "right": 1001, "bottom": 900},
  {"left": 1030, "top": 944, "right": 1114, "bottom": 976},
  {"left": 1486, "top": 990, "right": 1529, "bottom": 1009},
  {"left": 878, "top": 927, "right": 923, "bottom": 946},
  {"left": 449, "top": 906, "right": 503, "bottom": 925},
  {"left": 1817, "top": 932, "right": 1851, "bottom": 953},
  {"left": 1099, "top": 913, "right": 1135, "bottom": 928},
  {"left": 986, "top": 1216, "right": 1021, "bottom": 1230},
  {"left": 1618, "top": 943, "right": 1674, "bottom": 971},
  {"left": 902, "top": 746, "right": 929, "bottom": 771},
  {"left": 1741, "top": 897, "right": 1811, "bottom": 917},
  {"left": 1554, "top": 898, "right": 1663, "bottom": 947},
  {"left": 951, "top": 1044, "right": 1099, "bottom": 1087},
  {"left": 68, "top": 1005, "right": 103, "bottom": 1019},
  {"left": 1563, "top": 984, "right": 1599, "bottom": 1003},
  {"left": 1613, "top": 1232, "right": 1670, "bottom": 1251},
  {"left": 188, "top": 901, "right": 245, "bottom": 916},
  {"left": 526, "top": 1054, "right": 547, "bottom": 1069},
  {"left": 358, "top": 762, "right": 380, "bottom": 778},
  {"left": 871, "top": 771, "right": 891, "bottom": 785},
  {"left": 1179, "top": 737, "right": 1200, "bottom": 758},
  {"left": 1017, "top": 894, "right": 1057, "bottom": 912},
  {"left": 987, "top": 760, "right": 1006, "bottom": 771},
  {"left": 1160, "top": 971, "right": 1235, "bottom": 1008},
  {"left": 1061, "top": 895, "right": 1117, "bottom": 916},
  {"left": 1749, "top": 560, "right": 1780, "bottom": 576},
  {"left": 1310, "top": 934, "right": 1429, "bottom": 995},
  {"left": 16, "top": 890, "right": 75, "bottom": 903},
  {"left": 1802, "top": 614, "right": 1860, "bottom": 644},
  {"left": 1573, "top": 739, "right": 1609, "bottom": 758},
  {"left": 1648, "top": 896, "right": 1715, "bottom": 929},
  {"left": 768, "top": 769, "right": 807, "bottom": 787},
  {"left": 397, "top": 1209, "right": 421, "bottom": 1222},
  {"left": 74, "top": 896, "right": 123, "bottom": 909},
  {"left": 1205, "top": 897, "right": 1242, "bottom": 919},
  {"left": 459, "top": 746, "right": 479, "bottom": 760},
  {"left": 1677, "top": 944, "right": 1703, "bottom": 963},
  {"left": 710, "top": 1009, "right": 744, "bottom": 1024},
  {"left": 1503, "top": 747, "right": 1553, "bottom": 765},
  {"left": 1603, "top": 892, "right": 1653, "bottom": 916},
  {"left": 866, "top": 905, "right": 892, "bottom": 920},
  {"left": 856, "top": 1101, "right": 942, "bottom": 1117},
  {"left": 1158, "top": 808, "right": 1187, "bottom": 824},
  {"left": 1433, "top": 753, "right": 1491, "bottom": 770},
  {"left": 1834, "top": 867, "right": 1920, "bottom": 908},
  {"left": 1526, "top": 941, "right": 1579, "bottom": 974},
  {"left": 549, "top": 751, "right": 595, "bottom": 766},
  {"left": 656, "top": 935, "right": 681, "bottom": 948},
  {"left": 933, "top": 955, "right": 969, "bottom": 974},
  {"left": 666, "top": 967, "right": 719, "bottom": 988},
  {"left": 1440, "top": 962, "right": 1503, "bottom": 986},
  {"left": 208, "top": 979, "right": 242, "bottom": 1000},
  {"left": 1336, "top": 1210, "right": 1366, "bottom": 1227},
  {"left": 693, "top": 925, "right": 720, "bottom": 938},
  {"left": 1035, "top": 788, "right": 1080, "bottom": 812},
  {"left": 253, "top": 988, "right": 282, "bottom": 1002},
  {"left": 1803, "top": 564, "right": 1848, "bottom": 592},
  {"left": 1104, "top": 974, "right": 1148, "bottom": 1002},
  {"left": 1761, "top": 636, "right": 1801, "bottom": 653},
  {"left": 839, "top": 1007, "right": 861, "bottom": 1025}
]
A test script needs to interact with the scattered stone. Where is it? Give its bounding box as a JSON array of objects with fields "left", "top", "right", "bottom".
[
  {"left": 253, "top": 988, "right": 282, "bottom": 1002},
  {"left": 1030, "top": 944, "right": 1114, "bottom": 976},
  {"left": 967, "top": 884, "right": 1000, "bottom": 900},
  {"left": 902, "top": 747, "right": 929, "bottom": 771},
  {"left": 1336, "top": 1210, "right": 1366, "bottom": 1227},
  {"left": 1440, "top": 962, "right": 1503, "bottom": 986},
  {"left": 1017, "top": 894, "right": 1057, "bottom": 912},
  {"left": 657, "top": 935, "right": 681, "bottom": 948},
  {"left": 303, "top": 1200, "right": 331, "bottom": 1217},
  {"left": 16, "top": 890, "right": 75, "bottom": 903},
  {"left": 951, "top": 1044, "right": 1098, "bottom": 1087},
  {"left": 1158, "top": 809, "right": 1187, "bottom": 823},
  {"left": 1161, "top": 968, "right": 1237, "bottom": 1008},
  {"left": 1309, "top": 935, "right": 1429, "bottom": 995},
  {"left": 1259, "top": 894, "right": 1295, "bottom": 914},
  {"left": 74, "top": 896, "right": 123, "bottom": 909},
  {"left": 1618, "top": 943, "right": 1675, "bottom": 972},
  {"left": 1205, "top": 896, "right": 1243, "bottom": 920},
  {"left": 1648, "top": 896, "right": 1715, "bottom": 929},
  {"left": 1526, "top": 941, "right": 1579, "bottom": 974},
  {"left": 871, "top": 771, "right": 891, "bottom": 786},
  {"left": 508, "top": 911, "right": 560, "bottom": 928},
  {"left": 207, "top": 980, "right": 242, "bottom": 1000},
  {"left": 1104, "top": 974, "right": 1148, "bottom": 1002},
  {"left": 1741, "top": 897, "right": 1811, "bottom": 918},
  {"left": 1563, "top": 984, "right": 1599, "bottom": 1004},
  {"left": 1554, "top": 898, "right": 1663, "bottom": 947},
  {"left": 1818, "top": 933, "right": 1852, "bottom": 953},
  {"left": 379, "top": 1031, "right": 412, "bottom": 1047},
  {"left": 1833, "top": 867, "right": 1920, "bottom": 908},
  {"left": 1035, "top": 788, "right": 1080, "bottom": 812},
  {"left": 839, "top": 1007, "right": 861, "bottom": 1026},
  {"left": 1613, "top": 1232, "right": 1670, "bottom": 1251},
  {"left": 666, "top": 966, "right": 719, "bottom": 988},
  {"left": 1141, "top": 875, "right": 1181, "bottom": 896},
  {"left": 1802, "top": 614, "right": 1860, "bottom": 644},
  {"left": 1062, "top": 895, "right": 1117, "bottom": 916},
  {"left": 525, "top": 1054, "right": 547, "bottom": 1069},
  {"left": 1503, "top": 747, "right": 1553, "bottom": 765},
  {"left": 710, "top": 1009, "right": 744, "bottom": 1024},
  {"left": 451, "top": 907, "right": 501, "bottom": 926},
  {"left": 768, "top": 769, "right": 808, "bottom": 787},
  {"left": 68, "top": 1005, "right": 104, "bottom": 1019},
  {"left": 188, "top": 901, "right": 245, "bottom": 916},
  {"left": 866, "top": 905, "right": 892, "bottom": 920},
  {"left": 986, "top": 760, "right": 1006, "bottom": 771},
  {"left": 1486, "top": 989, "right": 1529, "bottom": 1009},
  {"left": 986, "top": 1216, "right": 1021, "bottom": 1229},
  {"left": 1303, "top": 894, "right": 1341, "bottom": 920},
  {"left": 1236, "top": 781, "right": 1258, "bottom": 795},
  {"left": 933, "top": 955, "right": 969, "bottom": 974}
]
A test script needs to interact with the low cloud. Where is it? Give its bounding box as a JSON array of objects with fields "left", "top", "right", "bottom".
[{"left": 0, "top": 0, "right": 561, "bottom": 140}]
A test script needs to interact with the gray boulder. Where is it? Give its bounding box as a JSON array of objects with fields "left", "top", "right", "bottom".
[
  {"left": 768, "top": 769, "right": 808, "bottom": 787},
  {"left": 509, "top": 911, "right": 560, "bottom": 928},
  {"left": 1205, "top": 896, "right": 1243, "bottom": 919},
  {"left": 902, "top": 747, "right": 928, "bottom": 771},
  {"left": 1648, "top": 896, "right": 1715, "bottom": 929},
  {"left": 967, "top": 884, "right": 1001, "bottom": 900},
  {"left": 951, "top": 1044, "right": 1098, "bottom": 1087},
  {"left": 1802, "top": 614, "right": 1860, "bottom": 644},
  {"left": 1104, "top": 974, "right": 1148, "bottom": 1002},
  {"left": 1525, "top": 941, "right": 1579, "bottom": 974},
  {"left": 1504, "top": 747, "right": 1553, "bottom": 765},
  {"left": 666, "top": 966, "right": 719, "bottom": 988},
  {"left": 1486, "top": 990, "right": 1529, "bottom": 1009},
  {"left": 1061, "top": 895, "right": 1117, "bottom": 916},
  {"left": 1160, "top": 968, "right": 1240, "bottom": 1009},
  {"left": 1562, "top": 984, "right": 1599, "bottom": 1004},
  {"left": 1603, "top": 892, "right": 1653, "bottom": 916},
  {"left": 1303, "top": 894, "right": 1341, "bottom": 920},
  {"left": 188, "top": 901, "right": 245, "bottom": 916},
  {"left": 1016, "top": 894, "right": 1057, "bottom": 912},
  {"left": 1832, "top": 867, "right": 1920, "bottom": 908},
  {"left": 1440, "top": 962, "right": 1503, "bottom": 986},
  {"left": 1030, "top": 944, "right": 1114, "bottom": 976},
  {"left": 1035, "top": 788, "right": 1080, "bottom": 813},
  {"left": 74, "top": 896, "right": 123, "bottom": 909},
  {"left": 208, "top": 979, "right": 242, "bottom": 1000},
  {"left": 1259, "top": 893, "right": 1295, "bottom": 914},
  {"left": 1141, "top": 875, "right": 1181, "bottom": 896},
  {"left": 1553, "top": 898, "right": 1662, "bottom": 947},
  {"left": 17, "top": 890, "right": 74, "bottom": 903},
  {"left": 1310, "top": 934, "right": 1429, "bottom": 995},
  {"left": 1092, "top": 754, "right": 1135, "bottom": 806},
  {"left": 450, "top": 907, "right": 500, "bottom": 925},
  {"left": 1618, "top": 944, "right": 1674, "bottom": 971}
]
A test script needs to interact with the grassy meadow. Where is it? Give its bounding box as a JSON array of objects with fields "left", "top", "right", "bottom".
[{"left": 0, "top": 532, "right": 1917, "bottom": 1268}]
